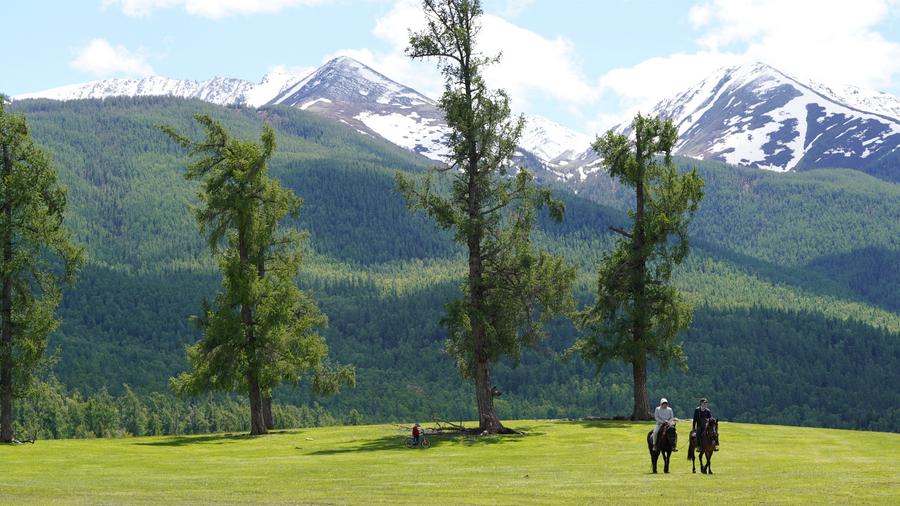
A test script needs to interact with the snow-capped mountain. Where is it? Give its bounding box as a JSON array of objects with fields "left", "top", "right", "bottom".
[
  {"left": 648, "top": 62, "right": 900, "bottom": 173},
  {"left": 520, "top": 116, "right": 592, "bottom": 162},
  {"left": 806, "top": 81, "right": 900, "bottom": 122},
  {"left": 266, "top": 57, "right": 595, "bottom": 169},
  {"left": 12, "top": 56, "right": 596, "bottom": 178},
  {"left": 20, "top": 56, "right": 897, "bottom": 185},
  {"left": 14, "top": 69, "right": 310, "bottom": 108},
  {"left": 268, "top": 56, "right": 451, "bottom": 161}
]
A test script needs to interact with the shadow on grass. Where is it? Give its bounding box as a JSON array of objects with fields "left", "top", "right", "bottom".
[
  {"left": 306, "top": 431, "right": 532, "bottom": 456},
  {"left": 134, "top": 430, "right": 296, "bottom": 447},
  {"left": 567, "top": 419, "right": 646, "bottom": 430}
]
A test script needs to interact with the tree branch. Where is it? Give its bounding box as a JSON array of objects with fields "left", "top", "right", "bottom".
[{"left": 609, "top": 226, "right": 633, "bottom": 239}]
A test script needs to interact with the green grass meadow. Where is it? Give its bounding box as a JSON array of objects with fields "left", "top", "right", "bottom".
[{"left": 2, "top": 420, "right": 898, "bottom": 505}]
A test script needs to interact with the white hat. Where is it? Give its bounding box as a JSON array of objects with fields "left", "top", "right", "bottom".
[{"left": 660, "top": 398, "right": 669, "bottom": 405}]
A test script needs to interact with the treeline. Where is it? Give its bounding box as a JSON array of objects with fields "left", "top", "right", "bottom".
[
  {"left": 580, "top": 158, "right": 900, "bottom": 267},
  {"left": 7, "top": 97, "right": 899, "bottom": 434},
  {"left": 13, "top": 378, "right": 359, "bottom": 440}
]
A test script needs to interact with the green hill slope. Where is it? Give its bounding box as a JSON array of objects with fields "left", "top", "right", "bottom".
[
  {"left": 1, "top": 421, "right": 898, "bottom": 504},
  {"left": 8, "top": 97, "right": 900, "bottom": 432}
]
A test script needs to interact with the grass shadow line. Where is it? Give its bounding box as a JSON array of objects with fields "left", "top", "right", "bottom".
[
  {"left": 566, "top": 419, "right": 647, "bottom": 430},
  {"left": 134, "top": 430, "right": 295, "bottom": 447},
  {"left": 306, "top": 431, "right": 531, "bottom": 456}
]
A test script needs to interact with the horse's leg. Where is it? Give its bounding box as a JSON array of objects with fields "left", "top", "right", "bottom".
[
  {"left": 699, "top": 450, "right": 707, "bottom": 474},
  {"left": 706, "top": 450, "right": 713, "bottom": 475},
  {"left": 651, "top": 451, "right": 658, "bottom": 473},
  {"left": 688, "top": 438, "right": 696, "bottom": 473}
]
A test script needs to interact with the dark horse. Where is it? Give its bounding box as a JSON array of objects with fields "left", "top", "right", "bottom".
[
  {"left": 647, "top": 422, "right": 677, "bottom": 474},
  {"left": 688, "top": 418, "right": 719, "bottom": 474}
]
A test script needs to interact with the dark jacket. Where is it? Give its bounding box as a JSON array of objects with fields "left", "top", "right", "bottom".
[{"left": 693, "top": 407, "right": 711, "bottom": 432}]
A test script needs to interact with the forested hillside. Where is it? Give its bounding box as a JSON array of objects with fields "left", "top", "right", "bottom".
[{"left": 9, "top": 97, "right": 900, "bottom": 433}]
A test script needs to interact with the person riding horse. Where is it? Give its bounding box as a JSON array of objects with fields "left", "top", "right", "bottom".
[
  {"left": 652, "top": 398, "right": 678, "bottom": 452},
  {"left": 692, "top": 398, "right": 718, "bottom": 451}
]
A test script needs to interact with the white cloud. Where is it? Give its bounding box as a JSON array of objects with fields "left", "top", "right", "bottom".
[
  {"left": 102, "top": 0, "right": 333, "bottom": 19},
  {"left": 331, "top": 0, "right": 596, "bottom": 112},
  {"left": 101, "top": 0, "right": 178, "bottom": 17},
  {"left": 688, "top": 0, "right": 900, "bottom": 89},
  {"left": 70, "top": 38, "right": 155, "bottom": 78},
  {"left": 590, "top": 0, "right": 900, "bottom": 133},
  {"left": 323, "top": 0, "right": 443, "bottom": 99},
  {"left": 591, "top": 52, "right": 740, "bottom": 132},
  {"left": 503, "top": 0, "right": 535, "bottom": 17},
  {"left": 324, "top": 47, "right": 443, "bottom": 99},
  {"left": 480, "top": 15, "right": 598, "bottom": 110},
  {"left": 371, "top": 0, "right": 422, "bottom": 45}
]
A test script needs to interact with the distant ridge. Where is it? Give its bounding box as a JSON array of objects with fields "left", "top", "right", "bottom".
[{"left": 14, "top": 58, "right": 900, "bottom": 181}]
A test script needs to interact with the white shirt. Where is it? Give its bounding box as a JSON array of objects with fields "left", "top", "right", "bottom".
[{"left": 654, "top": 405, "right": 674, "bottom": 425}]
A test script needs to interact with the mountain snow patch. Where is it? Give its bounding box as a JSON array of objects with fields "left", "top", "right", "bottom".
[{"left": 355, "top": 111, "right": 449, "bottom": 162}]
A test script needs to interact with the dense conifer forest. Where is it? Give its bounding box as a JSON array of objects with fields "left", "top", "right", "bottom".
[{"left": 7, "top": 97, "right": 899, "bottom": 436}]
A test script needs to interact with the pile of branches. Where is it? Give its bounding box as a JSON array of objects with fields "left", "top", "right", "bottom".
[{"left": 398, "top": 416, "right": 525, "bottom": 436}]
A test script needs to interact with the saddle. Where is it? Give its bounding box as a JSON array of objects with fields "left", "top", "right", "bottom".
[
  {"left": 691, "top": 419, "right": 709, "bottom": 447},
  {"left": 659, "top": 422, "right": 672, "bottom": 440}
]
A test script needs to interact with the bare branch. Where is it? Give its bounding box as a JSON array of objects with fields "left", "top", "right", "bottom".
[{"left": 609, "top": 226, "right": 633, "bottom": 239}]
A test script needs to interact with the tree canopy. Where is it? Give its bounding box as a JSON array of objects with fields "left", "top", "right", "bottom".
[
  {"left": 574, "top": 114, "right": 704, "bottom": 420},
  {"left": 0, "top": 97, "right": 83, "bottom": 442},
  {"left": 163, "top": 115, "right": 353, "bottom": 435},
  {"left": 397, "top": 0, "right": 575, "bottom": 433}
]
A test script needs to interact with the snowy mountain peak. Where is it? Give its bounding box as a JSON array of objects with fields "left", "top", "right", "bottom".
[
  {"left": 650, "top": 61, "right": 900, "bottom": 172},
  {"left": 806, "top": 81, "right": 900, "bottom": 121},
  {"left": 727, "top": 61, "right": 786, "bottom": 81},
  {"left": 16, "top": 54, "right": 896, "bottom": 182},
  {"left": 269, "top": 57, "right": 433, "bottom": 109},
  {"left": 242, "top": 68, "right": 312, "bottom": 108},
  {"left": 267, "top": 57, "right": 451, "bottom": 161},
  {"left": 519, "top": 115, "right": 592, "bottom": 162},
  {"left": 13, "top": 69, "right": 309, "bottom": 108},
  {"left": 651, "top": 61, "right": 795, "bottom": 137}
]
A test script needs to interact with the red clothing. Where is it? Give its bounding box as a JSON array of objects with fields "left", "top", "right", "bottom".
[{"left": 412, "top": 426, "right": 420, "bottom": 437}]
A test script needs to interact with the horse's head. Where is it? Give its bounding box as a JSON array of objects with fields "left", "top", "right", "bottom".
[
  {"left": 665, "top": 422, "right": 678, "bottom": 447},
  {"left": 708, "top": 418, "right": 719, "bottom": 446}
]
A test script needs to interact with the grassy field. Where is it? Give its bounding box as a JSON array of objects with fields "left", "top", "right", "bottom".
[{"left": 2, "top": 420, "right": 898, "bottom": 505}]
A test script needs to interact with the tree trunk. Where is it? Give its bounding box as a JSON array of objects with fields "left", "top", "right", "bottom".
[
  {"left": 630, "top": 356, "right": 651, "bottom": 420},
  {"left": 262, "top": 395, "right": 274, "bottom": 430},
  {"left": 0, "top": 144, "right": 13, "bottom": 443},
  {"left": 468, "top": 188, "right": 501, "bottom": 433},
  {"left": 0, "top": 273, "right": 12, "bottom": 442},
  {"left": 247, "top": 371, "right": 267, "bottom": 436},
  {"left": 629, "top": 145, "right": 651, "bottom": 422},
  {"left": 470, "top": 248, "right": 501, "bottom": 433},
  {"left": 474, "top": 346, "right": 501, "bottom": 433},
  {"left": 239, "top": 231, "right": 266, "bottom": 436}
]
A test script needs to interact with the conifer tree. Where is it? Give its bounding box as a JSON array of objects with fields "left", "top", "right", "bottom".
[
  {"left": 574, "top": 114, "right": 704, "bottom": 420},
  {"left": 163, "top": 115, "right": 353, "bottom": 435},
  {"left": 0, "top": 97, "right": 83, "bottom": 442},
  {"left": 397, "top": 0, "right": 575, "bottom": 433}
]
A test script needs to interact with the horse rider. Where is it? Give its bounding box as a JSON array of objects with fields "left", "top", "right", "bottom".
[
  {"left": 652, "top": 397, "right": 678, "bottom": 451},
  {"left": 692, "top": 398, "right": 718, "bottom": 451}
]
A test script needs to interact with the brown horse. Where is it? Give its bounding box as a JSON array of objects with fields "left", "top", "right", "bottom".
[
  {"left": 647, "top": 422, "right": 677, "bottom": 474},
  {"left": 688, "top": 418, "right": 719, "bottom": 474}
]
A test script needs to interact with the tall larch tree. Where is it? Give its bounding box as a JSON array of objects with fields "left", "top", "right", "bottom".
[
  {"left": 163, "top": 115, "right": 353, "bottom": 435},
  {"left": 0, "top": 97, "right": 83, "bottom": 442},
  {"left": 574, "top": 113, "right": 704, "bottom": 420},
  {"left": 397, "top": 0, "right": 575, "bottom": 434}
]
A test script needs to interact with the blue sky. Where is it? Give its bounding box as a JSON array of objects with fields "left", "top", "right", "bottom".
[{"left": 5, "top": 0, "right": 900, "bottom": 134}]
